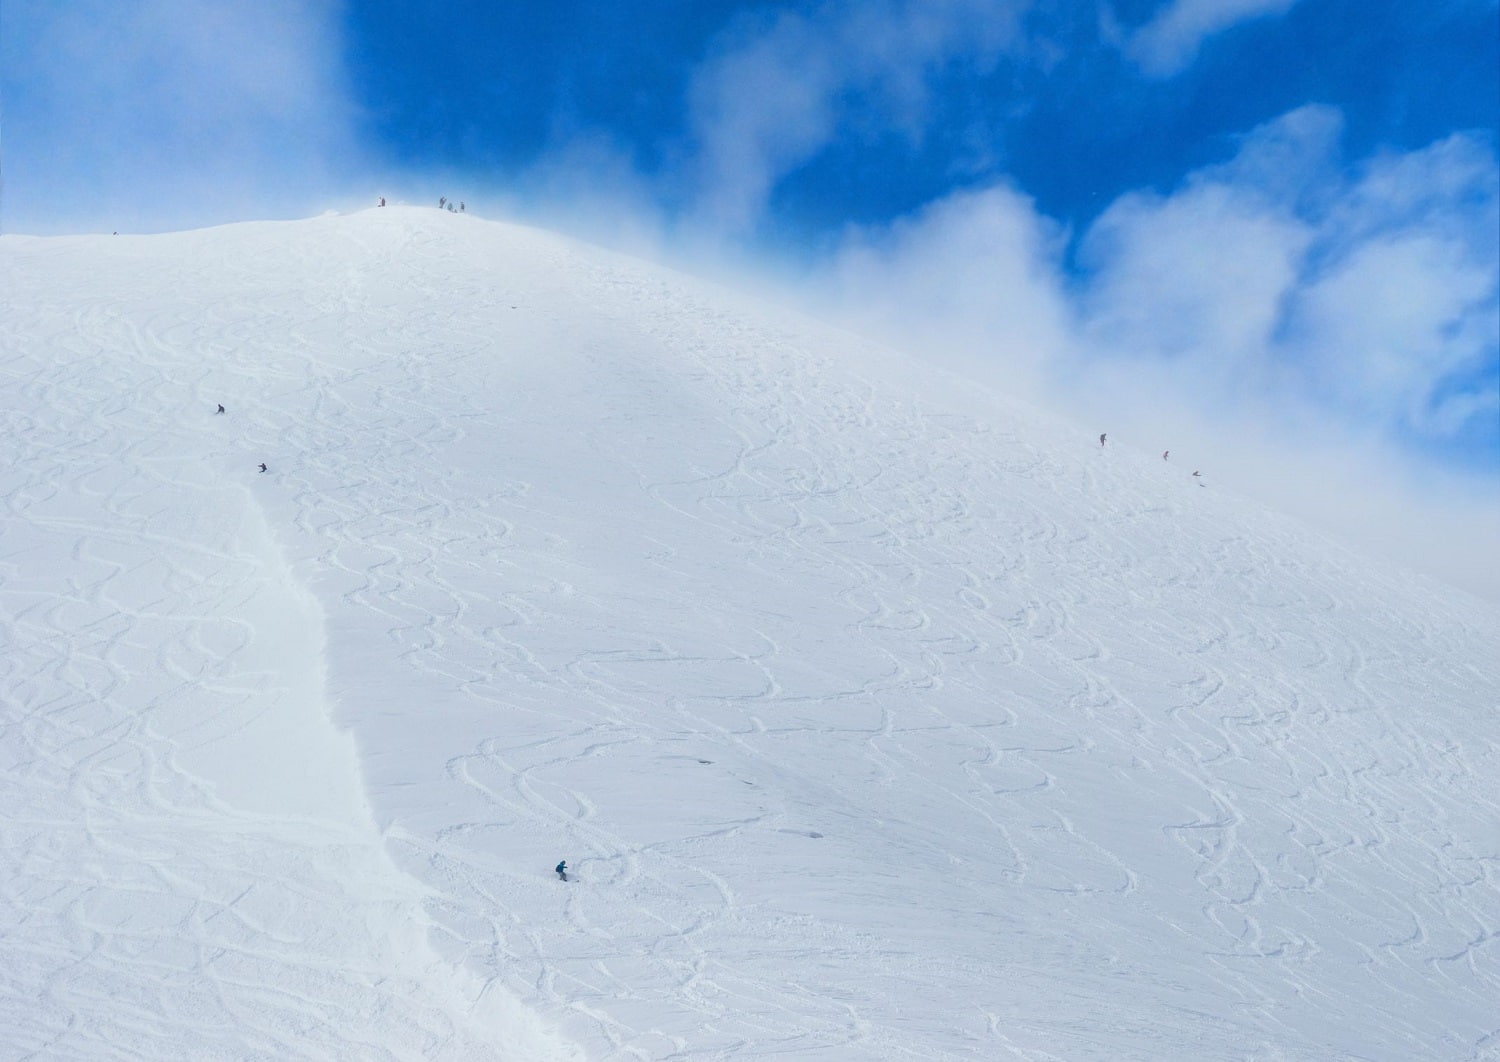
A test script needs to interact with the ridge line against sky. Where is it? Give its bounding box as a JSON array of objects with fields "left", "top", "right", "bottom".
[{"left": 2, "top": 0, "right": 1497, "bottom": 589}]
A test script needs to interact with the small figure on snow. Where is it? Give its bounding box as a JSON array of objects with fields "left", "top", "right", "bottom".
[
  {"left": 460, "top": 202, "right": 465, "bottom": 212},
  {"left": 378, "top": 196, "right": 386, "bottom": 207},
  {"left": 215, "top": 403, "right": 225, "bottom": 414},
  {"left": 1162, "top": 450, "right": 1169, "bottom": 460},
  {"left": 1192, "top": 470, "right": 1201, "bottom": 477},
  {"left": 1099, "top": 433, "right": 1107, "bottom": 448},
  {"left": 555, "top": 860, "right": 568, "bottom": 882},
  {"left": 439, "top": 196, "right": 446, "bottom": 209},
  {"left": 258, "top": 462, "right": 267, "bottom": 473}
]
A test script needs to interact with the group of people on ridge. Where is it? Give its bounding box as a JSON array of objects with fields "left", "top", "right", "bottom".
[{"left": 374, "top": 196, "right": 465, "bottom": 212}]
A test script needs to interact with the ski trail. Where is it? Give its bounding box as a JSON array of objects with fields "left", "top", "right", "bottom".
[
  {"left": 0, "top": 244, "right": 580, "bottom": 1061},
  {"left": 5, "top": 210, "right": 1498, "bottom": 1062},
  {"left": 252, "top": 217, "right": 1497, "bottom": 1061}
]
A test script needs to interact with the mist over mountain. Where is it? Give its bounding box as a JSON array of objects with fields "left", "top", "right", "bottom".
[{"left": 2, "top": 208, "right": 1496, "bottom": 1061}]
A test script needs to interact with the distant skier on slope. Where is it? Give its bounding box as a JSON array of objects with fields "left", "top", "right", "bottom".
[
  {"left": 1099, "top": 433, "right": 1107, "bottom": 448},
  {"left": 215, "top": 403, "right": 225, "bottom": 414},
  {"left": 556, "top": 860, "right": 568, "bottom": 882},
  {"left": 1162, "top": 450, "right": 1169, "bottom": 460},
  {"left": 258, "top": 462, "right": 267, "bottom": 473}
]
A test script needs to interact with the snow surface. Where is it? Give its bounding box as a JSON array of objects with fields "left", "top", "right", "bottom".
[{"left": 1, "top": 207, "right": 1497, "bottom": 1061}]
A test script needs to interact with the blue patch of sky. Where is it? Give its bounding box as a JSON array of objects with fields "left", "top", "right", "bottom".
[
  {"left": 343, "top": 0, "right": 1497, "bottom": 242},
  {"left": 1395, "top": 392, "right": 1500, "bottom": 471},
  {"left": 343, "top": 0, "right": 750, "bottom": 173}
]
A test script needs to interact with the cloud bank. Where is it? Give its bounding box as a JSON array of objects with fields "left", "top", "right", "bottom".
[
  {"left": 1075, "top": 107, "right": 1499, "bottom": 445},
  {"left": 807, "top": 104, "right": 1499, "bottom": 597}
]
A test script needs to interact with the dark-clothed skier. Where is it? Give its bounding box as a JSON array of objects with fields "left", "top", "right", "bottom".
[
  {"left": 215, "top": 404, "right": 225, "bottom": 414},
  {"left": 556, "top": 860, "right": 568, "bottom": 882},
  {"left": 258, "top": 462, "right": 267, "bottom": 473},
  {"left": 1099, "top": 433, "right": 1107, "bottom": 447}
]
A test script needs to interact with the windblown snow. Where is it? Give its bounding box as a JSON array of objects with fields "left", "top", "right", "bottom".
[{"left": 1, "top": 208, "right": 1496, "bottom": 1061}]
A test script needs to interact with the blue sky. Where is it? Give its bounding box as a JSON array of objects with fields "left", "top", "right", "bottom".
[
  {"left": 2, "top": 0, "right": 1497, "bottom": 562},
  {"left": 338, "top": 0, "right": 1495, "bottom": 245}
]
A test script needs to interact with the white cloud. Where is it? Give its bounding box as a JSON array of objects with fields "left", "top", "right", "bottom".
[
  {"left": 1071, "top": 110, "right": 1499, "bottom": 593},
  {"left": 1078, "top": 182, "right": 1312, "bottom": 377},
  {"left": 684, "top": 0, "right": 1027, "bottom": 236},
  {"left": 1324, "top": 133, "right": 1500, "bottom": 255},
  {"left": 685, "top": 11, "right": 845, "bottom": 237},
  {"left": 1121, "top": 0, "right": 1301, "bottom": 77},
  {"left": 805, "top": 105, "right": 1499, "bottom": 451},
  {"left": 787, "top": 104, "right": 1499, "bottom": 598},
  {"left": 1196, "top": 102, "right": 1344, "bottom": 203},
  {"left": 1285, "top": 135, "right": 1499, "bottom": 436},
  {"left": 1289, "top": 233, "right": 1497, "bottom": 429},
  {"left": 1, "top": 0, "right": 359, "bottom": 233},
  {"left": 1065, "top": 107, "right": 1499, "bottom": 444},
  {"left": 821, "top": 183, "right": 1070, "bottom": 392}
]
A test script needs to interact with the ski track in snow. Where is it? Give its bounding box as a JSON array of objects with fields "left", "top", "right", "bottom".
[
  {"left": 3, "top": 209, "right": 1498, "bottom": 1061},
  {"left": 0, "top": 225, "right": 578, "bottom": 1062}
]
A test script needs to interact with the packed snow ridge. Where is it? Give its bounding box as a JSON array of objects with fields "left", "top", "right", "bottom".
[{"left": 1, "top": 207, "right": 1496, "bottom": 1061}]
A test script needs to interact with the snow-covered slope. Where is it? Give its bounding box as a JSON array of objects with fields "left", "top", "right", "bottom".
[{"left": 2, "top": 208, "right": 1496, "bottom": 1061}]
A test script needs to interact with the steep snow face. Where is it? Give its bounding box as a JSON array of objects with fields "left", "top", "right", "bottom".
[
  {"left": 2, "top": 208, "right": 1497, "bottom": 1061},
  {"left": 0, "top": 218, "right": 583, "bottom": 1061}
]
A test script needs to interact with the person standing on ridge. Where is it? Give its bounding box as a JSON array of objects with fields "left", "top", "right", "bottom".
[
  {"left": 555, "top": 860, "right": 568, "bottom": 882},
  {"left": 1099, "top": 433, "right": 1107, "bottom": 447}
]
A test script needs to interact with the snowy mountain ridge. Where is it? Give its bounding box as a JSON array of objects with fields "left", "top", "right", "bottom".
[{"left": 2, "top": 207, "right": 1497, "bottom": 1061}]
